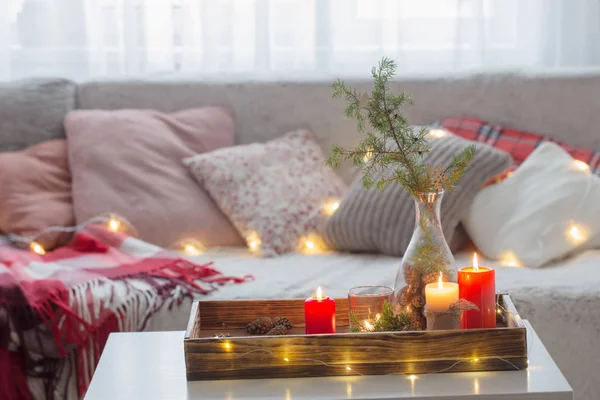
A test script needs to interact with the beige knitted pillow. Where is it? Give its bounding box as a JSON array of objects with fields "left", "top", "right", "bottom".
[{"left": 323, "top": 128, "right": 512, "bottom": 256}]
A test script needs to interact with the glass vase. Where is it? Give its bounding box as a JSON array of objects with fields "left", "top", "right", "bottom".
[{"left": 393, "top": 191, "right": 456, "bottom": 330}]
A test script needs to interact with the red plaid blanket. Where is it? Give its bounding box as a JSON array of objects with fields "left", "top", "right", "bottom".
[
  {"left": 440, "top": 117, "right": 600, "bottom": 175},
  {"left": 0, "top": 225, "right": 250, "bottom": 399}
]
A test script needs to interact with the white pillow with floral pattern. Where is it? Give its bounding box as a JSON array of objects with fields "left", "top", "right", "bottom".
[{"left": 184, "top": 130, "right": 348, "bottom": 257}]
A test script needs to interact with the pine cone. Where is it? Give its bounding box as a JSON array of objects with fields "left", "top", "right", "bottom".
[
  {"left": 273, "top": 316, "right": 293, "bottom": 330},
  {"left": 266, "top": 325, "right": 290, "bottom": 335},
  {"left": 396, "top": 286, "right": 410, "bottom": 307},
  {"left": 403, "top": 263, "right": 420, "bottom": 285},
  {"left": 245, "top": 317, "right": 274, "bottom": 334},
  {"left": 408, "top": 310, "right": 425, "bottom": 330},
  {"left": 411, "top": 293, "right": 425, "bottom": 309},
  {"left": 408, "top": 283, "right": 421, "bottom": 295}
]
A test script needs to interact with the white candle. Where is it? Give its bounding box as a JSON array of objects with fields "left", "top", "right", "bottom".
[{"left": 425, "top": 273, "right": 459, "bottom": 312}]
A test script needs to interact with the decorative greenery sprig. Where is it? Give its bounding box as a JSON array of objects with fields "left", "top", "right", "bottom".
[
  {"left": 327, "top": 57, "right": 475, "bottom": 197},
  {"left": 349, "top": 301, "right": 412, "bottom": 333}
]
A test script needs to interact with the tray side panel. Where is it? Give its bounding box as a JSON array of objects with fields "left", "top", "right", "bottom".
[
  {"left": 197, "top": 298, "right": 349, "bottom": 330},
  {"left": 186, "top": 357, "right": 527, "bottom": 381},
  {"left": 184, "top": 327, "right": 527, "bottom": 379}
]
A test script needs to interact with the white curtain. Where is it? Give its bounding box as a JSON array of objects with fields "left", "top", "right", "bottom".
[{"left": 2, "top": 0, "right": 600, "bottom": 81}]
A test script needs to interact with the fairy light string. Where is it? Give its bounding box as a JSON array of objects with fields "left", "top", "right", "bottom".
[
  {"left": 213, "top": 300, "right": 532, "bottom": 378},
  {"left": 5, "top": 213, "right": 136, "bottom": 254}
]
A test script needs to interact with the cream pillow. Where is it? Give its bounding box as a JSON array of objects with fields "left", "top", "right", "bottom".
[{"left": 464, "top": 142, "right": 600, "bottom": 268}]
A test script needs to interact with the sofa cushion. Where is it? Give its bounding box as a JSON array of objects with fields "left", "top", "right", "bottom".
[
  {"left": 464, "top": 142, "right": 600, "bottom": 268},
  {"left": 184, "top": 130, "right": 348, "bottom": 257},
  {"left": 76, "top": 74, "right": 600, "bottom": 183},
  {"left": 0, "top": 140, "right": 74, "bottom": 249},
  {"left": 323, "top": 128, "right": 512, "bottom": 257},
  {"left": 0, "top": 79, "right": 76, "bottom": 152},
  {"left": 65, "top": 107, "right": 244, "bottom": 248}
]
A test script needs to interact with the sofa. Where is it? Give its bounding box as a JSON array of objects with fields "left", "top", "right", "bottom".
[{"left": 3, "top": 72, "right": 600, "bottom": 400}]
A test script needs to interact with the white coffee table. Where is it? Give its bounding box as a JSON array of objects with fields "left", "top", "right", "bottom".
[{"left": 85, "top": 321, "right": 572, "bottom": 400}]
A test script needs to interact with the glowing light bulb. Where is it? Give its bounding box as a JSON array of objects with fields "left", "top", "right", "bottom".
[
  {"left": 437, "top": 272, "right": 444, "bottom": 289},
  {"left": 572, "top": 159, "right": 590, "bottom": 172},
  {"left": 567, "top": 224, "right": 588, "bottom": 243},
  {"left": 223, "top": 342, "right": 231, "bottom": 350},
  {"left": 107, "top": 218, "right": 121, "bottom": 232},
  {"left": 283, "top": 357, "right": 289, "bottom": 362},
  {"left": 472, "top": 358, "right": 479, "bottom": 363},
  {"left": 316, "top": 286, "right": 323, "bottom": 300},
  {"left": 499, "top": 251, "right": 523, "bottom": 268},
  {"left": 185, "top": 244, "right": 200, "bottom": 255},
  {"left": 363, "top": 147, "right": 373, "bottom": 162},
  {"left": 346, "top": 366, "right": 352, "bottom": 371},
  {"left": 299, "top": 234, "right": 327, "bottom": 254},
  {"left": 29, "top": 241, "right": 46, "bottom": 255},
  {"left": 169, "top": 238, "right": 205, "bottom": 256},
  {"left": 323, "top": 200, "right": 340, "bottom": 216},
  {"left": 99, "top": 214, "right": 137, "bottom": 237},
  {"left": 247, "top": 232, "right": 261, "bottom": 253},
  {"left": 473, "top": 252, "right": 479, "bottom": 272},
  {"left": 364, "top": 320, "right": 373, "bottom": 331},
  {"left": 429, "top": 129, "right": 446, "bottom": 138}
]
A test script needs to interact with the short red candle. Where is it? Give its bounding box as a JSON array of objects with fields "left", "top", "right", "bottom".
[
  {"left": 304, "top": 287, "right": 336, "bottom": 334},
  {"left": 458, "top": 254, "right": 496, "bottom": 329}
]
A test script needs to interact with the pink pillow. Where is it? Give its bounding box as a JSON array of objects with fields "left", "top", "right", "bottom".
[
  {"left": 65, "top": 108, "right": 243, "bottom": 248},
  {"left": 0, "top": 140, "right": 74, "bottom": 249},
  {"left": 184, "top": 130, "right": 348, "bottom": 257}
]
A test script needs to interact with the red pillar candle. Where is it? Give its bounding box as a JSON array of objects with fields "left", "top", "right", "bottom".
[
  {"left": 458, "top": 253, "right": 496, "bottom": 329},
  {"left": 304, "top": 287, "right": 336, "bottom": 334}
]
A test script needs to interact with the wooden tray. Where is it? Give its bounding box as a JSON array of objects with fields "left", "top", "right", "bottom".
[{"left": 184, "top": 294, "right": 527, "bottom": 381}]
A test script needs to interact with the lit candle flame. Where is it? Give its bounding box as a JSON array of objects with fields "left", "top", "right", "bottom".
[
  {"left": 473, "top": 252, "right": 479, "bottom": 272},
  {"left": 437, "top": 272, "right": 443, "bottom": 289},
  {"left": 316, "top": 286, "right": 323, "bottom": 300}
]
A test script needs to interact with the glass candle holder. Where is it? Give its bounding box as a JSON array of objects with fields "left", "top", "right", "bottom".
[{"left": 348, "top": 286, "right": 394, "bottom": 332}]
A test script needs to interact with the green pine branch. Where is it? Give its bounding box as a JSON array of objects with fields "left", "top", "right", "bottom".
[
  {"left": 327, "top": 57, "right": 475, "bottom": 197},
  {"left": 348, "top": 301, "right": 412, "bottom": 333}
]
